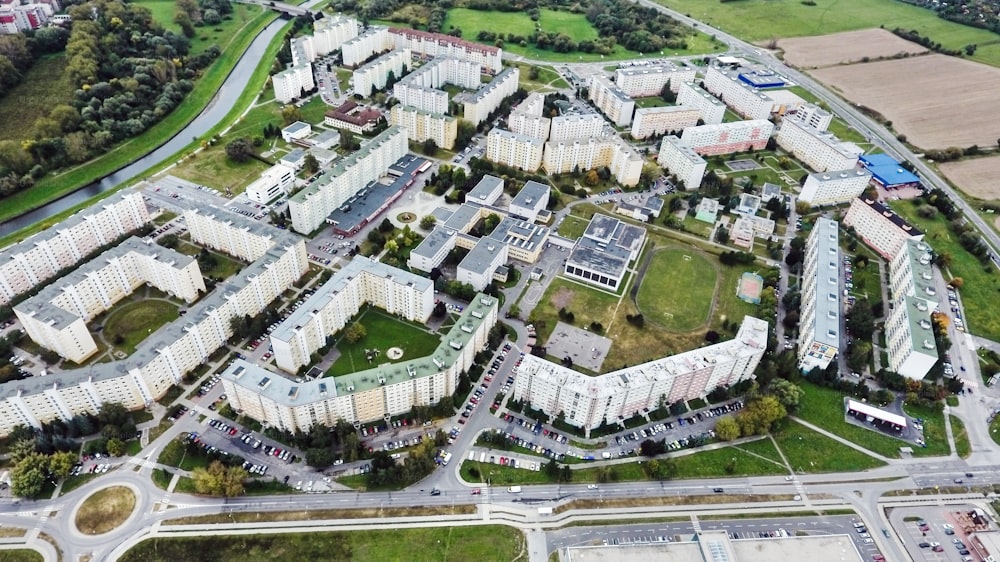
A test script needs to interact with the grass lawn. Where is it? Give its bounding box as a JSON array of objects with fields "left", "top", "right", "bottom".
[
  {"left": 0, "top": 55, "right": 74, "bottom": 143},
  {"left": 901, "top": 403, "right": 951, "bottom": 457},
  {"left": 528, "top": 277, "right": 621, "bottom": 344},
  {"left": 989, "top": 414, "right": 1000, "bottom": 447},
  {"left": 712, "top": 263, "right": 762, "bottom": 329},
  {"left": 952, "top": 415, "right": 971, "bottom": 458},
  {"left": 157, "top": 438, "right": 212, "bottom": 471},
  {"left": 512, "top": 62, "right": 571, "bottom": 93},
  {"left": 443, "top": 8, "right": 722, "bottom": 63},
  {"left": 634, "top": 97, "right": 670, "bottom": 108},
  {"left": 103, "top": 300, "right": 180, "bottom": 355},
  {"left": 172, "top": 241, "right": 244, "bottom": 280},
  {"left": 672, "top": 439, "right": 786, "bottom": 478},
  {"left": 889, "top": 199, "right": 1000, "bottom": 341},
  {"left": 133, "top": 0, "right": 182, "bottom": 33},
  {"left": 120, "top": 526, "right": 525, "bottom": 562},
  {"left": 774, "top": 420, "right": 886, "bottom": 472},
  {"left": 796, "top": 381, "right": 914, "bottom": 459},
  {"left": 653, "top": 0, "right": 1000, "bottom": 61},
  {"left": 557, "top": 215, "right": 590, "bottom": 240},
  {"left": 636, "top": 247, "right": 717, "bottom": 331},
  {"left": 326, "top": 309, "right": 442, "bottom": 377},
  {"left": 74, "top": 486, "right": 137, "bottom": 535},
  {"left": 0, "top": 552, "right": 42, "bottom": 562},
  {"left": 59, "top": 472, "right": 100, "bottom": 496},
  {"left": 0, "top": 5, "right": 275, "bottom": 235},
  {"left": 846, "top": 254, "right": 883, "bottom": 308},
  {"left": 170, "top": 144, "right": 270, "bottom": 193}
]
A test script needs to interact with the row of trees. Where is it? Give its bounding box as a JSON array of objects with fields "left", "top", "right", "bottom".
[{"left": 714, "top": 380, "right": 802, "bottom": 441}]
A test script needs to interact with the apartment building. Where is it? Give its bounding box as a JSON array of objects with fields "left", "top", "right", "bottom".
[
  {"left": 563, "top": 214, "right": 645, "bottom": 291},
  {"left": 788, "top": 103, "right": 832, "bottom": 132},
  {"left": 885, "top": 240, "right": 940, "bottom": 379},
  {"left": 392, "top": 81, "right": 449, "bottom": 115},
  {"left": 0, "top": 190, "right": 150, "bottom": 306},
  {"left": 463, "top": 67, "right": 519, "bottom": 126},
  {"left": 270, "top": 257, "right": 434, "bottom": 373},
  {"left": 798, "top": 168, "right": 873, "bottom": 207},
  {"left": 702, "top": 65, "right": 775, "bottom": 120},
  {"left": 389, "top": 27, "right": 503, "bottom": 74},
  {"left": 543, "top": 135, "right": 642, "bottom": 187},
  {"left": 512, "top": 316, "right": 768, "bottom": 430},
  {"left": 224, "top": 294, "right": 497, "bottom": 432},
  {"left": 679, "top": 120, "right": 774, "bottom": 156},
  {"left": 589, "top": 74, "right": 635, "bottom": 127},
  {"left": 657, "top": 135, "right": 707, "bottom": 189},
  {"left": 511, "top": 92, "right": 545, "bottom": 117},
  {"left": 391, "top": 56, "right": 481, "bottom": 115},
  {"left": 245, "top": 163, "right": 296, "bottom": 205},
  {"left": 390, "top": 105, "right": 458, "bottom": 150},
  {"left": 0, "top": 2, "right": 51, "bottom": 33},
  {"left": 843, "top": 197, "right": 924, "bottom": 260},
  {"left": 342, "top": 26, "right": 393, "bottom": 67},
  {"left": 352, "top": 49, "right": 410, "bottom": 97},
  {"left": 797, "top": 218, "right": 841, "bottom": 372},
  {"left": 272, "top": 37, "right": 316, "bottom": 104},
  {"left": 775, "top": 118, "right": 864, "bottom": 173},
  {"left": 0, "top": 209, "right": 308, "bottom": 436},
  {"left": 487, "top": 128, "right": 544, "bottom": 172},
  {"left": 630, "top": 106, "right": 701, "bottom": 140},
  {"left": 614, "top": 63, "right": 695, "bottom": 97},
  {"left": 549, "top": 113, "right": 605, "bottom": 142},
  {"left": 311, "top": 14, "right": 360, "bottom": 56},
  {"left": 507, "top": 93, "right": 548, "bottom": 140},
  {"left": 675, "top": 81, "right": 726, "bottom": 125},
  {"left": 289, "top": 126, "right": 408, "bottom": 234}
]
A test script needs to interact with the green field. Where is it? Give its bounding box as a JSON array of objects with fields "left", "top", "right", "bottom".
[
  {"left": 326, "top": 309, "right": 442, "bottom": 377},
  {"left": 120, "top": 526, "right": 525, "bottom": 562},
  {"left": 511, "top": 62, "right": 571, "bottom": 93},
  {"left": 103, "top": 300, "right": 181, "bottom": 355},
  {"left": 442, "top": 8, "right": 722, "bottom": 62},
  {"left": 0, "top": 551, "right": 42, "bottom": 562},
  {"left": 889, "top": 200, "right": 1000, "bottom": 341},
  {"left": 556, "top": 215, "right": 590, "bottom": 240},
  {"left": 0, "top": 55, "right": 74, "bottom": 143},
  {"left": 173, "top": 241, "right": 245, "bottom": 280},
  {"left": 634, "top": 97, "right": 670, "bottom": 108},
  {"left": 636, "top": 247, "right": 717, "bottom": 331},
  {"left": 529, "top": 276, "right": 621, "bottom": 344},
  {"left": 654, "top": 0, "right": 1000, "bottom": 64},
  {"left": 775, "top": 420, "right": 886, "bottom": 472},
  {"left": 133, "top": 0, "right": 182, "bottom": 33}
]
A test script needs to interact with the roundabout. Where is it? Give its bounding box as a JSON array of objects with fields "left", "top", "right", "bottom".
[
  {"left": 73, "top": 485, "right": 138, "bottom": 536},
  {"left": 396, "top": 212, "right": 416, "bottom": 223}
]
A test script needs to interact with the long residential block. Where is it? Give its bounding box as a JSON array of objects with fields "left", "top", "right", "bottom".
[
  {"left": 390, "top": 105, "right": 458, "bottom": 150},
  {"left": 630, "top": 105, "right": 702, "bottom": 140},
  {"left": 352, "top": 48, "right": 410, "bottom": 97},
  {"left": 675, "top": 81, "right": 726, "bottom": 125},
  {"left": 543, "top": 135, "right": 642, "bottom": 187},
  {"left": 885, "top": 240, "right": 939, "bottom": 379},
  {"left": 389, "top": 27, "right": 502, "bottom": 74},
  {"left": 342, "top": 26, "right": 393, "bottom": 67},
  {"left": 486, "top": 128, "right": 544, "bottom": 172},
  {"left": 614, "top": 63, "right": 696, "bottom": 97},
  {"left": 775, "top": 118, "right": 863, "bottom": 173},
  {"left": 843, "top": 197, "right": 924, "bottom": 260},
  {"left": 796, "top": 218, "right": 841, "bottom": 372},
  {"left": 658, "top": 135, "right": 707, "bottom": 189},
  {"left": 589, "top": 74, "right": 635, "bottom": 127},
  {"left": 798, "top": 168, "right": 872, "bottom": 207},
  {"left": 464, "top": 67, "right": 519, "bottom": 126},
  {"left": 679, "top": 120, "right": 773, "bottom": 156}
]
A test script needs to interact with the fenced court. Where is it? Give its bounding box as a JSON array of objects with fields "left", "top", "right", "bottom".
[
  {"left": 737, "top": 272, "right": 764, "bottom": 304},
  {"left": 726, "top": 159, "right": 761, "bottom": 172}
]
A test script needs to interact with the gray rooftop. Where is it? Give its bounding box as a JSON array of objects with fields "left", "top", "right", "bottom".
[
  {"left": 283, "top": 121, "right": 310, "bottom": 135},
  {"left": 468, "top": 67, "right": 517, "bottom": 103},
  {"left": 567, "top": 214, "right": 643, "bottom": 278},
  {"left": 489, "top": 217, "right": 548, "bottom": 254},
  {"left": 290, "top": 126, "right": 404, "bottom": 205},
  {"left": 510, "top": 180, "right": 549, "bottom": 213},
  {"left": 488, "top": 128, "right": 544, "bottom": 146},
  {"left": 443, "top": 204, "right": 482, "bottom": 231},
  {"left": 458, "top": 237, "right": 505, "bottom": 276},
  {"left": 409, "top": 226, "right": 456, "bottom": 260},
  {"left": 466, "top": 175, "right": 504, "bottom": 205},
  {"left": 810, "top": 218, "right": 841, "bottom": 348}
]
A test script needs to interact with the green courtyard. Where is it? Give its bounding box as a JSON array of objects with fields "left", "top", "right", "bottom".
[
  {"left": 636, "top": 247, "right": 717, "bottom": 332},
  {"left": 326, "top": 309, "right": 442, "bottom": 377},
  {"left": 103, "top": 298, "right": 181, "bottom": 355}
]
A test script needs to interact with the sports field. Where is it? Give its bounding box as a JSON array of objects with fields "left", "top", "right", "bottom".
[
  {"left": 326, "top": 309, "right": 442, "bottom": 377},
  {"left": 778, "top": 29, "right": 928, "bottom": 68},
  {"left": 636, "top": 248, "right": 716, "bottom": 331}
]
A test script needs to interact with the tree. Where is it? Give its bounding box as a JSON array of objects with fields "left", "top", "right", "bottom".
[
  {"left": 303, "top": 153, "right": 319, "bottom": 175},
  {"left": 422, "top": 138, "right": 438, "bottom": 157},
  {"left": 419, "top": 215, "right": 437, "bottom": 230},
  {"left": 10, "top": 438, "right": 36, "bottom": 463},
  {"left": 736, "top": 395, "right": 786, "bottom": 436},
  {"left": 10, "top": 454, "right": 47, "bottom": 498},
  {"left": 344, "top": 322, "right": 367, "bottom": 344},
  {"left": 281, "top": 105, "right": 303, "bottom": 125},
  {"left": 192, "top": 460, "right": 246, "bottom": 497},
  {"left": 225, "top": 138, "right": 254, "bottom": 163},
  {"left": 106, "top": 437, "right": 126, "bottom": 457},
  {"left": 766, "top": 379, "right": 804, "bottom": 412},
  {"left": 659, "top": 80, "right": 676, "bottom": 103},
  {"left": 49, "top": 451, "right": 77, "bottom": 480},
  {"left": 846, "top": 298, "right": 876, "bottom": 340},
  {"left": 585, "top": 169, "right": 600, "bottom": 186},
  {"left": 716, "top": 226, "right": 729, "bottom": 244},
  {"left": 306, "top": 447, "right": 336, "bottom": 468},
  {"left": 714, "top": 415, "right": 741, "bottom": 441},
  {"left": 174, "top": 11, "right": 196, "bottom": 37}
]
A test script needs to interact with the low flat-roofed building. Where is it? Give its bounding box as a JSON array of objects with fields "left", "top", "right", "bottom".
[
  {"left": 695, "top": 198, "right": 720, "bottom": 223},
  {"left": 457, "top": 237, "right": 508, "bottom": 290},
  {"left": 858, "top": 153, "right": 921, "bottom": 188},
  {"left": 466, "top": 175, "right": 504, "bottom": 206},
  {"left": 510, "top": 180, "right": 550, "bottom": 222},
  {"left": 565, "top": 531, "right": 862, "bottom": 562},
  {"left": 489, "top": 217, "right": 549, "bottom": 264},
  {"left": 563, "top": 214, "right": 645, "bottom": 291},
  {"left": 761, "top": 182, "right": 782, "bottom": 202},
  {"left": 246, "top": 163, "right": 296, "bottom": 205},
  {"left": 615, "top": 196, "right": 664, "bottom": 222},
  {"left": 281, "top": 121, "right": 312, "bottom": 143}
]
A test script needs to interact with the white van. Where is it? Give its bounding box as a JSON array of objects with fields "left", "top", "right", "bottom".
[{"left": 508, "top": 486, "right": 522, "bottom": 493}]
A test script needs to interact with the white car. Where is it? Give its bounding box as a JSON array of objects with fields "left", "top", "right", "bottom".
[{"left": 587, "top": 484, "right": 599, "bottom": 490}]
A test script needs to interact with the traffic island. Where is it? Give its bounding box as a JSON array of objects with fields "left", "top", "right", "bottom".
[{"left": 74, "top": 486, "right": 137, "bottom": 535}]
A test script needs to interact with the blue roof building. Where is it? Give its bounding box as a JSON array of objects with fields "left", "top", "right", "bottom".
[{"left": 859, "top": 154, "right": 920, "bottom": 188}]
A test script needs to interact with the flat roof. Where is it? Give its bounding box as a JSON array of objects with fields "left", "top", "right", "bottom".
[
  {"left": 810, "top": 218, "right": 841, "bottom": 348},
  {"left": 859, "top": 153, "right": 920, "bottom": 186},
  {"left": 325, "top": 155, "right": 426, "bottom": 233},
  {"left": 488, "top": 127, "right": 544, "bottom": 146},
  {"left": 510, "top": 180, "right": 549, "bottom": 212},
  {"left": 458, "top": 237, "right": 504, "bottom": 276},
  {"left": 489, "top": 217, "right": 548, "bottom": 253},
  {"left": 466, "top": 175, "right": 504, "bottom": 205},
  {"left": 410, "top": 225, "right": 456, "bottom": 260},
  {"left": 846, "top": 399, "right": 907, "bottom": 427},
  {"left": 283, "top": 121, "right": 310, "bottom": 134},
  {"left": 662, "top": 135, "right": 706, "bottom": 163},
  {"left": 854, "top": 197, "right": 922, "bottom": 236},
  {"left": 468, "top": 67, "right": 517, "bottom": 102},
  {"left": 290, "top": 126, "right": 405, "bottom": 205}
]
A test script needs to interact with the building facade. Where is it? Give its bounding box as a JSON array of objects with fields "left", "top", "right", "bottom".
[
  {"left": 678, "top": 120, "right": 774, "bottom": 156},
  {"left": 630, "top": 106, "right": 702, "bottom": 140},
  {"left": 513, "top": 316, "right": 769, "bottom": 430},
  {"left": 885, "top": 240, "right": 940, "bottom": 379},
  {"left": 486, "top": 128, "right": 544, "bottom": 172},
  {"left": 798, "top": 168, "right": 873, "bottom": 207},
  {"left": 658, "top": 135, "right": 707, "bottom": 190},
  {"left": 245, "top": 163, "right": 296, "bottom": 205},
  {"left": 390, "top": 104, "right": 458, "bottom": 150},
  {"left": 463, "top": 67, "right": 519, "bottom": 126},
  {"left": 797, "top": 218, "right": 841, "bottom": 372},
  {"left": 775, "top": 118, "right": 864, "bottom": 172},
  {"left": 272, "top": 37, "right": 316, "bottom": 104},
  {"left": 389, "top": 27, "right": 502, "bottom": 74},
  {"left": 342, "top": 26, "right": 393, "bottom": 67},
  {"left": 589, "top": 75, "right": 635, "bottom": 127},
  {"left": 675, "top": 82, "right": 726, "bottom": 125},
  {"left": 549, "top": 113, "right": 605, "bottom": 142},
  {"left": 289, "top": 126, "right": 408, "bottom": 234},
  {"left": 352, "top": 48, "right": 410, "bottom": 96},
  {"left": 843, "top": 197, "right": 924, "bottom": 260},
  {"left": 543, "top": 136, "right": 643, "bottom": 187},
  {"left": 614, "top": 63, "right": 695, "bottom": 97}
]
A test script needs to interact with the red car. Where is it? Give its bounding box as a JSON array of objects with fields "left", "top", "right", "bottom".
[{"left": 471, "top": 488, "right": 481, "bottom": 495}]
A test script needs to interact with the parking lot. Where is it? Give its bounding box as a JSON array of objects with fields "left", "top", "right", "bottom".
[{"left": 890, "top": 505, "right": 985, "bottom": 562}]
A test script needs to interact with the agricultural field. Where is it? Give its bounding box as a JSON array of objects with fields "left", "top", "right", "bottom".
[
  {"left": 778, "top": 29, "right": 928, "bottom": 68},
  {"left": 939, "top": 155, "right": 1000, "bottom": 201},
  {"left": 654, "top": 0, "right": 1000, "bottom": 65},
  {"left": 636, "top": 247, "right": 717, "bottom": 331},
  {"left": 326, "top": 309, "right": 442, "bottom": 377},
  {"left": 0, "top": 55, "right": 74, "bottom": 143},
  {"left": 811, "top": 55, "right": 1000, "bottom": 149}
]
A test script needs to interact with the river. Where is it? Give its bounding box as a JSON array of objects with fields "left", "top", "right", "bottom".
[{"left": 0, "top": 14, "right": 292, "bottom": 237}]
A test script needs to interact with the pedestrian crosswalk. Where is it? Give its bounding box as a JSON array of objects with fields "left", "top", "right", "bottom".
[{"left": 691, "top": 515, "right": 702, "bottom": 534}]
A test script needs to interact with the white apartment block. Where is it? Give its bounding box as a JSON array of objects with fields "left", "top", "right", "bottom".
[
  {"left": 342, "top": 26, "right": 393, "bottom": 67},
  {"left": 0, "top": 3, "right": 52, "bottom": 33},
  {"left": 589, "top": 74, "right": 635, "bottom": 127},
  {"left": 614, "top": 63, "right": 695, "bottom": 97},
  {"left": 658, "top": 135, "right": 707, "bottom": 189},
  {"left": 630, "top": 106, "right": 701, "bottom": 140},
  {"left": 798, "top": 168, "right": 872, "bottom": 207},
  {"left": 788, "top": 103, "right": 832, "bottom": 131},
  {"left": 0, "top": 190, "right": 150, "bottom": 306},
  {"left": 311, "top": 14, "right": 360, "bottom": 56},
  {"left": 511, "top": 92, "right": 546, "bottom": 117},
  {"left": 272, "top": 36, "right": 316, "bottom": 104},
  {"left": 389, "top": 27, "right": 503, "bottom": 74},
  {"left": 843, "top": 197, "right": 924, "bottom": 260},
  {"left": 797, "top": 218, "right": 841, "bottom": 372},
  {"left": 392, "top": 82, "right": 449, "bottom": 115},
  {"left": 390, "top": 104, "right": 458, "bottom": 150},
  {"left": 543, "top": 136, "right": 642, "bottom": 187},
  {"left": 352, "top": 48, "right": 410, "bottom": 97},
  {"left": 270, "top": 257, "right": 434, "bottom": 373},
  {"left": 679, "top": 120, "right": 774, "bottom": 156},
  {"left": 885, "top": 240, "right": 940, "bottom": 380},
  {"left": 224, "top": 294, "right": 498, "bottom": 432},
  {"left": 487, "top": 128, "right": 544, "bottom": 172},
  {"left": 508, "top": 111, "right": 550, "bottom": 141},
  {"left": 245, "top": 163, "right": 296, "bottom": 205},
  {"left": 183, "top": 207, "right": 283, "bottom": 263},
  {"left": 289, "top": 126, "right": 408, "bottom": 234},
  {"left": 464, "top": 67, "right": 519, "bottom": 126},
  {"left": 675, "top": 81, "right": 726, "bottom": 125},
  {"left": 703, "top": 65, "right": 773, "bottom": 120},
  {"left": 549, "top": 113, "right": 605, "bottom": 142},
  {"left": 0, "top": 209, "right": 308, "bottom": 436},
  {"left": 775, "top": 118, "right": 864, "bottom": 172},
  {"left": 512, "top": 316, "right": 768, "bottom": 430}
]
